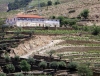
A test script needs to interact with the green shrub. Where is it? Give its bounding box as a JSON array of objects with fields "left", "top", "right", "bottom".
[
  {"left": 83, "top": 26, "right": 89, "bottom": 31},
  {"left": 4, "top": 55, "right": 11, "bottom": 62},
  {"left": 67, "top": 62, "right": 77, "bottom": 71},
  {"left": 92, "top": 26, "right": 100, "bottom": 35},
  {"left": 80, "top": 9, "right": 89, "bottom": 19},
  {"left": 78, "top": 65, "right": 93, "bottom": 76},
  {"left": 55, "top": 1, "right": 60, "bottom": 5},
  {"left": 0, "top": 73, "right": 6, "bottom": 76},
  {"left": 58, "top": 61, "right": 66, "bottom": 68},
  {"left": 47, "top": 1, "right": 52, "bottom": 6},
  {"left": 5, "top": 64, "right": 15, "bottom": 73},
  {"left": 50, "top": 61, "right": 59, "bottom": 71},
  {"left": 72, "top": 25, "right": 79, "bottom": 30},
  {"left": 39, "top": 61, "right": 47, "bottom": 69},
  {"left": 27, "top": 57, "right": 35, "bottom": 65},
  {"left": 20, "top": 60, "right": 31, "bottom": 72},
  {"left": 40, "top": 2, "right": 46, "bottom": 7}
]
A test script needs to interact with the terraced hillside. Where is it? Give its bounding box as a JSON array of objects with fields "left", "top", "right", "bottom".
[{"left": 33, "top": 34, "right": 100, "bottom": 66}]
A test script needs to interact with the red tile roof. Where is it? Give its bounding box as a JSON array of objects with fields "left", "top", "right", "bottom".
[{"left": 17, "top": 14, "right": 43, "bottom": 18}]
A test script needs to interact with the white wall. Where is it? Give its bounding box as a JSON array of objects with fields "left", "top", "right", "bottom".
[
  {"left": 6, "top": 17, "right": 60, "bottom": 27},
  {"left": 44, "top": 19, "right": 60, "bottom": 27}
]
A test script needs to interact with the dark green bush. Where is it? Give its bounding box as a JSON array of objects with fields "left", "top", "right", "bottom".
[
  {"left": 50, "top": 61, "right": 59, "bottom": 72},
  {"left": 92, "top": 26, "right": 100, "bottom": 35},
  {"left": 55, "top": 1, "right": 60, "bottom": 5},
  {"left": 40, "top": 2, "right": 46, "bottom": 7},
  {"left": 67, "top": 62, "right": 77, "bottom": 71},
  {"left": 78, "top": 65, "right": 93, "bottom": 76},
  {"left": 80, "top": 9, "right": 89, "bottom": 19},
  {"left": 39, "top": 61, "right": 47, "bottom": 69},
  {"left": 47, "top": 1, "right": 52, "bottom": 6},
  {"left": 27, "top": 57, "right": 35, "bottom": 65},
  {"left": 20, "top": 60, "right": 31, "bottom": 72},
  {"left": 58, "top": 61, "right": 66, "bottom": 68},
  {"left": 4, "top": 55, "right": 11, "bottom": 62},
  {"left": 5, "top": 64, "right": 15, "bottom": 73}
]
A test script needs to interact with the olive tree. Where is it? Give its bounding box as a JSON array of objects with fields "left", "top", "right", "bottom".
[
  {"left": 67, "top": 62, "right": 77, "bottom": 72},
  {"left": 20, "top": 60, "right": 31, "bottom": 73},
  {"left": 5, "top": 64, "right": 15, "bottom": 73},
  {"left": 27, "top": 57, "right": 35, "bottom": 70},
  {"left": 92, "top": 26, "right": 100, "bottom": 35},
  {"left": 78, "top": 65, "right": 93, "bottom": 76},
  {"left": 57, "top": 54, "right": 63, "bottom": 59},
  {"left": 80, "top": 9, "right": 89, "bottom": 19},
  {"left": 4, "top": 55, "right": 11, "bottom": 62},
  {"left": 58, "top": 61, "right": 66, "bottom": 69},
  {"left": 50, "top": 61, "right": 59, "bottom": 72},
  {"left": 39, "top": 61, "right": 47, "bottom": 70},
  {"left": 47, "top": 1, "right": 52, "bottom": 6},
  {"left": 27, "top": 57, "right": 35, "bottom": 66},
  {"left": 47, "top": 50, "right": 55, "bottom": 58}
]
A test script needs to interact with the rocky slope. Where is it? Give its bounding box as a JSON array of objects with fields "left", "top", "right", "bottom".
[{"left": 10, "top": 35, "right": 54, "bottom": 57}]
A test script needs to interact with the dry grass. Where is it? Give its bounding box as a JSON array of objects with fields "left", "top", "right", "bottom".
[{"left": 27, "top": 0, "right": 100, "bottom": 19}]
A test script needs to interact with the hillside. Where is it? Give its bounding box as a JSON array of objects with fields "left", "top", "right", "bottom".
[
  {"left": 1, "top": 0, "right": 100, "bottom": 20},
  {"left": 26, "top": 0, "right": 100, "bottom": 19},
  {"left": 0, "top": 0, "right": 66, "bottom": 12},
  {"left": 0, "top": 0, "right": 14, "bottom": 12}
]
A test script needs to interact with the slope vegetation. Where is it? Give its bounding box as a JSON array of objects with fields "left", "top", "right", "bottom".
[
  {"left": 27, "top": 0, "right": 100, "bottom": 19},
  {"left": 0, "top": 0, "right": 14, "bottom": 12}
]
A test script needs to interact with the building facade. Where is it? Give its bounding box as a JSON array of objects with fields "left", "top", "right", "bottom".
[{"left": 6, "top": 14, "right": 60, "bottom": 27}]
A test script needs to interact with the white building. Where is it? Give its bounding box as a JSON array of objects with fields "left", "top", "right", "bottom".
[{"left": 6, "top": 14, "right": 60, "bottom": 27}]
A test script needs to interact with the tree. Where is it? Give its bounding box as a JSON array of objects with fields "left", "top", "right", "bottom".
[
  {"left": 55, "top": 0, "right": 60, "bottom": 5},
  {"left": 27, "top": 57, "right": 35, "bottom": 68},
  {"left": 57, "top": 54, "right": 63, "bottom": 59},
  {"left": 5, "top": 64, "right": 15, "bottom": 73},
  {"left": 47, "top": 1, "right": 52, "bottom": 6},
  {"left": 57, "top": 16, "right": 65, "bottom": 27},
  {"left": 92, "top": 26, "right": 100, "bottom": 35},
  {"left": 80, "top": 9, "right": 89, "bottom": 19},
  {"left": 47, "top": 50, "right": 55, "bottom": 58},
  {"left": 0, "top": 73, "right": 6, "bottom": 76},
  {"left": 58, "top": 61, "right": 66, "bottom": 69},
  {"left": 50, "top": 61, "right": 59, "bottom": 72},
  {"left": 20, "top": 60, "right": 31, "bottom": 73},
  {"left": 40, "top": 2, "right": 46, "bottom": 7},
  {"left": 4, "top": 55, "right": 11, "bottom": 62},
  {"left": 39, "top": 61, "right": 47, "bottom": 70},
  {"left": 78, "top": 65, "right": 93, "bottom": 76},
  {"left": 67, "top": 62, "right": 77, "bottom": 72}
]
